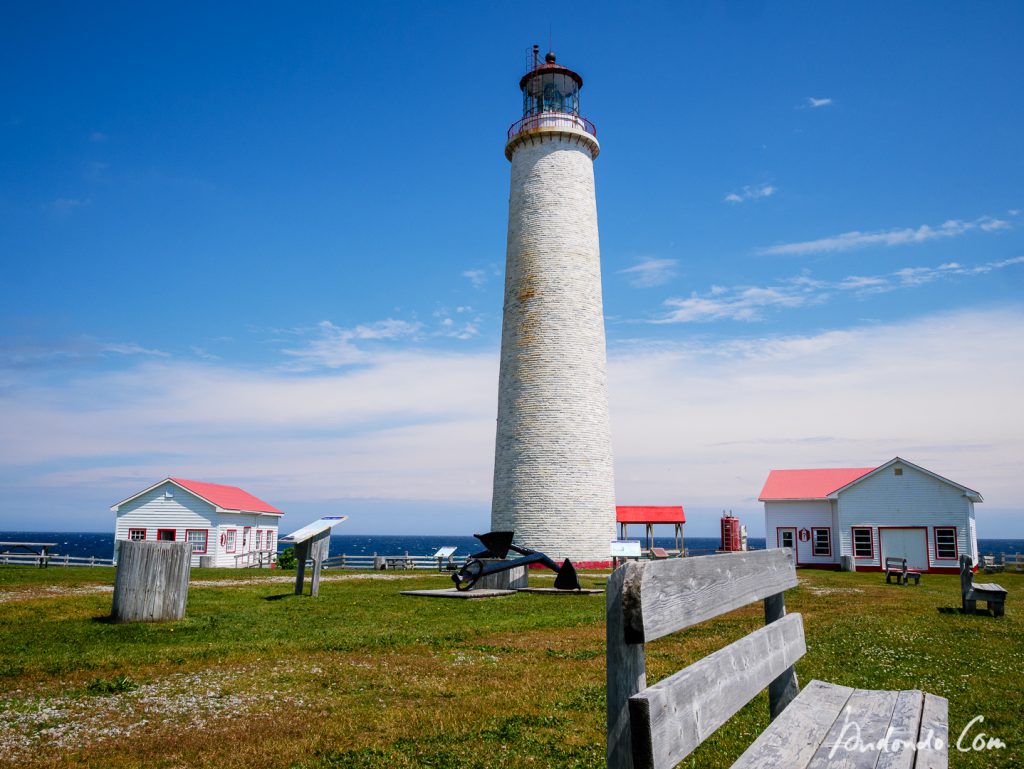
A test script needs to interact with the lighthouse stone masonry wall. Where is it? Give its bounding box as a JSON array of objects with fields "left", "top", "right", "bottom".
[{"left": 491, "top": 128, "right": 617, "bottom": 564}]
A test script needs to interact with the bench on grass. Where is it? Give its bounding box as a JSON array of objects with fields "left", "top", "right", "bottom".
[
  {"left": 961, "top": 555, "right": 1007, "bottom": 617},
  {"left": 607, "top": 549, "right": 948, "bottom": 769},
  {"left": 885, "top": 556, "right": 921, "bottom": 585}
]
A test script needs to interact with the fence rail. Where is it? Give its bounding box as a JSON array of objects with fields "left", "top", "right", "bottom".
[
  {"left": 233, "top": 549, "right": 276, "bottom": 568},
  {"left": 507, "top": 112, "right": 597, "bottom": 141},
  {"left": 0, "top": 553, "right": 114, "bottom": 567},
  {"left": 320, "top": 553, "right": 469, "bottom": 571}
]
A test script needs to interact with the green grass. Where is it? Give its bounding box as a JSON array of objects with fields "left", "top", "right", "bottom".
[{"left": 0, "top": 565, "right": 1020, "bottom": 768}]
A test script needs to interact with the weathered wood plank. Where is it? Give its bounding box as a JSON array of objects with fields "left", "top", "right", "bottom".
[
  {"left": 111, "top": 540, "right": 191, "bottom": 622},
  {"left": 731, "top": 679, "right": 854, "bottom": 769},
  {"left": 914, "top": 693, "right": 948, "bottom": 769},
  {"left": 623, "top": 549, "right": 797, "bottom": 644},
  {"left": 607, "top": 563, "right": 646, "bottom": 769},
  {"left": 628, "top": 613, "right": 806, "bottom": 769},
  {"left": 807, "top": 688, "right": 899, "bottom": 769},
  {"left": 764, "top": 591, "right": 800, "bottom": 719},
  {"left": 874, "top": 689, "right": 924, "bottom": 769}
]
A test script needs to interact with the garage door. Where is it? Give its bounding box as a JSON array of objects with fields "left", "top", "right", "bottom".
[{"left": 880, "top": 528, "right": 928, "bottom": 571}]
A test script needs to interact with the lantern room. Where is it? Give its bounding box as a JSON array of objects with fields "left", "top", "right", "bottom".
[{"left": 507, "top": 47, "right": 597, "bottom": 147}]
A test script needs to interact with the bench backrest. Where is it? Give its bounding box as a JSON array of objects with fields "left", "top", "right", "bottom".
[
  {"left": 885, "top": 556, "right": 907, "bottom": 571},
  {"left": 960, "top": 554, "right": 974, "bottom": 596},
  {"left": 607, "top": 549, "right": 802, "bottom": 769}
]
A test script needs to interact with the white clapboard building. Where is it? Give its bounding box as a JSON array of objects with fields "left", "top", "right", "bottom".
[
  {"left": 112, "top": 477, "right": 283, "bottom": 567},
  {"left": 759, "top": 457, "right": 981, "bottom": 574}
]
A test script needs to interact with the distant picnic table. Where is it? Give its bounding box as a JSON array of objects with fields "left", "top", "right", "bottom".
[{"left": 0, "top": 541, "right": 58, "bottom": 568}]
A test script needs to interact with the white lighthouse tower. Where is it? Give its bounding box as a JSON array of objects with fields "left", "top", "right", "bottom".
[{"left": 491, "top": 48, "right": 616, "bottom": 564}]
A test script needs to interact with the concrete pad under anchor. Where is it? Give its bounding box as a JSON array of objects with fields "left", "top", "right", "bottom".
[
  {"left": 516, "top": 588, "right": 604, "bottom": 595},
  {"left": 400, "top": 588, "right": 518, "bottom": 600}
]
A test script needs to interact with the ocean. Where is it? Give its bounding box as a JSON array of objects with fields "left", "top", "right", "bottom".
[{"left": 2, "top": 531, "right": 1022, "bottom": 561}]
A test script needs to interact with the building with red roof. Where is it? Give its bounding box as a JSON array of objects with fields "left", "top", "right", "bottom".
[
  {"left": 112, "top": 477, "right": 284, "bottom": 568},
  {"left": 760, "top": 457, "right": 982, "bottom": 573}
]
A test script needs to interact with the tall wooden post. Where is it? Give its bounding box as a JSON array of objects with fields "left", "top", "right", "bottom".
[
  {"left": 764, "top": 590, "right": 800, "bottom": 719},
  {"left": 294, "top": 541, "right": 309, "bottom": 595},
  {"left": 309, "top": 530, "right": 330, "bottom": 597},
  {"left": 111, "top": 540, "right": 191, "bottom": 622},
  {"left": 606, "top": 562, "right": 645, "bottom": 769}
]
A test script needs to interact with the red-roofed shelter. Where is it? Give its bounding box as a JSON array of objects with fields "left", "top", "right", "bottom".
[
  {"left": 112, "top": 477, "right": 285, "bottom": 568},
  {"left": 616, "top": 505, "right": 686, "bottom": 555}
]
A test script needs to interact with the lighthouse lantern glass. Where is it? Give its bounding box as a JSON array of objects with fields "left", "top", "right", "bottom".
[{"left": 522, "top": 73, "right": 580, "bottom": 118}]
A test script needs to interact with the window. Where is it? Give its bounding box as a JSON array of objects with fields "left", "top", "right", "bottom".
[
  {"left": 224, "top": 529, "right": 237, "bottom": 553},
  {"left": 812, "top": 527, "right": 832, "bottom": 557},
  {"left": 157, "top": 529, "right": 176, "bottom": 542},
  {"left": 266, "top": 531, "right": 274, "bottom": 551},
  {"left": 128, "top": 528, "right": 146, "bottom": 541},
  {"left": 256, "top": 530, "right": 264, "bottom": 550},
  {"left": 778, "top": 528, "right": 795, "bottom": 550},
  {"left": 852, "top": 527, "right": 874, "bottom": 559},
  {"left": 186, "top": 529, "right": 208, "bottom": 554},
  {"left": 935, "top": 527, "right": 958, "bottom": 560}
]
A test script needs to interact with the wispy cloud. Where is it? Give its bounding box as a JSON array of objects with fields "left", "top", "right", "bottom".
[
  {"left": 434, "top": 306, "right": 481, "bottom": 340},
  {"left": 759, "top": 215, "right": 1011, "bottom": 256},
  {"left": 657, "top": 256, "right": 1024, "bottom": 323},
  {"left": 89, "top": 131, "right": 108, "bottom": 142},
  {"left": 462, "top": 269, "right": 488, "bottom": 288},
  {"left": 49, "top": 197, "right": 90, "bottom": 212},
  {"left": 804, "top": 97, "right": 833, "bottom": 108},
  {"left": 724, "top": 183, "right": 776, "bottom": 204},
  {"left": 619, "top": 258, "right": 677, "bottom": 288},
  {"left": 280, "top": 319, "right": 421, "bottom": 370}
]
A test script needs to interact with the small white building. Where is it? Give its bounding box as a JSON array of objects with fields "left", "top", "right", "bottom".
[
  {"left": 112, "top": 477, "right": 283, "bottom": 567},
  {"left": 759, "top": 457, "right": 981, "bottom": 573}
]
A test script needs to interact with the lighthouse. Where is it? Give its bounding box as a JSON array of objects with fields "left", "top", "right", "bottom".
[{"left": 490, "top": 48, "right": 616, "bottom": 564}]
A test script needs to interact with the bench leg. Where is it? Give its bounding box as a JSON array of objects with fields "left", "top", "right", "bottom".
[
  {"left": 963, "top": 598, "right": 976, "bottom": 613},
  {"left": 991, "top": 601, "right": 1005, "bottom": 618}
]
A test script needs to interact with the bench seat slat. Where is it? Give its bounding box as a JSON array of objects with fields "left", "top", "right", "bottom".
[
  {"left": 874, "top": 689, "right": 925, "bottom": 769},
  {"left": 629, "top": 613, "right": 805, "bottom": 769},
  {"left": 915, "top": 694, "right": 949, "bottom": 769},
  {"left": 623, "top": 549, "right": 798, "bottom": 644},
  {"left": 807, "top": 688, "right": 900, "bottom": 768},
  {"left": 970, "top": 583, "right": 1007, "bottom": 594},
  {"left": 730, "top": 680, "right": 854, "bottom": 769}
]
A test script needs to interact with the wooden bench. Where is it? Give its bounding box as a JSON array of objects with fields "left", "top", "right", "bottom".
[
  {"left": 607, "top": 549, "right": 948, "bottom": 768},
  {"left": 961, "top": 555, "right": 1007, "bottom": 617},
  {"left": 649, "top": 547, "right": 669, "bottom": 560},
  {"left": 884, "top": 556, "right": 921, "bottom": 585},
  {"left": 1004, "top": 552, "right": 1024, "bottom": 573}
]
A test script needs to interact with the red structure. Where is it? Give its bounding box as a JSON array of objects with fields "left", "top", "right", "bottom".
[
  {"left": 720, "top": 512, "right": 742, "bottom": 552},
  {"left": 616, "top": 506, "right": 686, "bottom": 555}
]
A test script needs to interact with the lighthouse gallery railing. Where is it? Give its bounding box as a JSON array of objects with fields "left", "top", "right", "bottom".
[{"left": 508, "top": 112, "right": 597, "bottom": 141}]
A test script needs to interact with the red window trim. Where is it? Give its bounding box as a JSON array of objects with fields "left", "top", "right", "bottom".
[
  {"left": 185, "top": 528, "right": 209, "bottom": 554},
  {"left": 225, "top": 528, "right": 238, "bottom": 553},
  {"left": 811, "top": 527, "right": 832, "bottom": 557},
  {"left": 933, "top": 526, "right": 959, "bottom": 560},
  {"left": 128, "top": 528, "right": 147, "bottom": 541},
  {"left": 776, "top": 527, "right": 797, "bottom": 549},
  {"left": 851, "top": 526, "right": 874, "bottom": 559},
  {"left": 156, "top": 528, "right": 176, "bottom": 542},
  {"left": 256, "top": 529, "right": 264, "bottom": 550}
]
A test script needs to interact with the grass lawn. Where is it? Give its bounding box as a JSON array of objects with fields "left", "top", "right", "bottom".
[{"left": 0, "top": 564, "right": 1020, "bottom": 768}]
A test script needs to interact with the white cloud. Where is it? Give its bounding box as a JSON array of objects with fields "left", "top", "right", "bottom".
[
  {"left": 2, "top": 309, "right": 1022, "bottom": 536},
  {"left": 724, "top": 183, "right": 776, "bottom": 204},
  {"left": 656, "top": 255, "right": 1024, "bottom": 323},
  {"left": 805, "top": 97, "right": 833, "bottom": 108},
  {"left": 462, "top": 269, "right": 488, "bottom": 288},
  {"left": 759, "top": 215, "right": 1011, "bottom": 256},
  {"left": 280, "top": 318, "right": 421, "bottom": 370},
  {"left": 49, "top": 198, "right": 90, "bottom": 212},
  {"left": 619, "top": 258, "right": 677, "bottom": 288}
]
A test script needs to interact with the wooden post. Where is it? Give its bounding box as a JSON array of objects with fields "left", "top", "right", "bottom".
[
  {"left": 606, "top": 562, "right": 646, "bottom": 769},
  {"left": 111, "top": 540, "right": 191, "bottom": 622},
  {"left": 309, "top": 531, "right": 330, "bottom": 597},
  {"left": 294, "top": 541, "right": 310, "bottom": 595},
  {"left": 764, "top": 591, "right": 800, "bottom": 719},
  {"left": 960, "top": 555, "right": 975, "bottom": 612}
]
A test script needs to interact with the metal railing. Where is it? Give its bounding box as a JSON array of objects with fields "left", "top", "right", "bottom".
[
  {"left": 320, "top": 552, "right": 469, "bottom": 571},
  {"left": 233, "top": 549, "right": 275, "bottom": 568},
  {"left": 508, "top": 112, "right": 597, "bottom": 141}
]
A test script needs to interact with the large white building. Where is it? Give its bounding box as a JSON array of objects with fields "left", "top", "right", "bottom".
[
  {"left": 759, "top": 457, "right": 981, "bottom": 573},
  {"left": 112, "top": 477, "right": 283, "bottom": 567},
  {"left": 490, "top": 48, "right": 617, "bottom": 566}
]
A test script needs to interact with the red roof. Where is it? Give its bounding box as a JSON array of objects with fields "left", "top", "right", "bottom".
[
  {"left": 616, "top": 506, "right": 686, "bottom": 524},
  {"left": 170, "top": 478, "right": 283, "bottom": 514},
  {"left": 758, "top": 468, "right": 876, "bottom": 501}
]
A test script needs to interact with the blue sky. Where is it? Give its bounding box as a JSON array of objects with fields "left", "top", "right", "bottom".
[{"left": 2, "top": 2, "right": 1022, "bottom": 537}]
